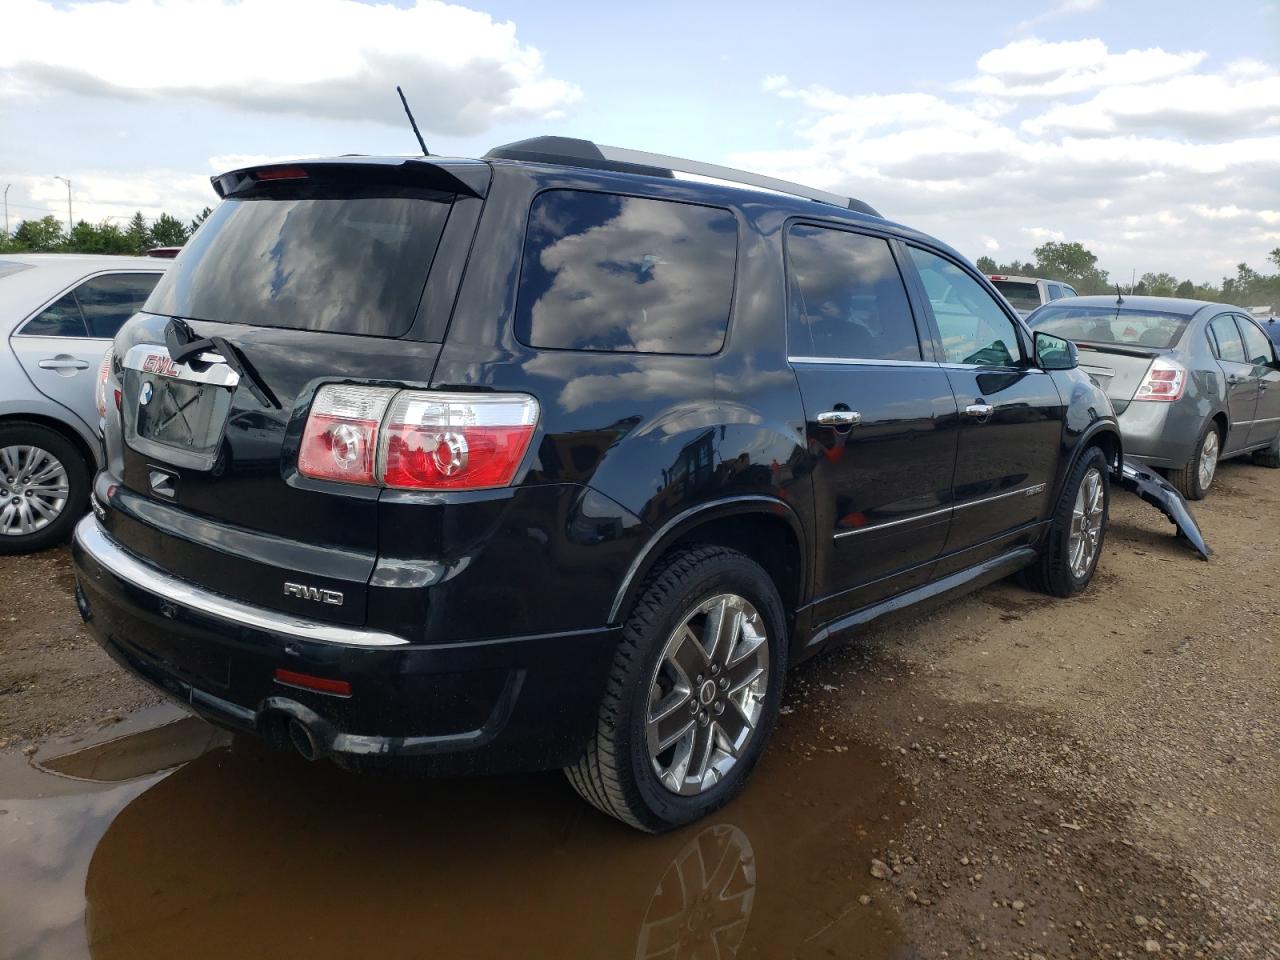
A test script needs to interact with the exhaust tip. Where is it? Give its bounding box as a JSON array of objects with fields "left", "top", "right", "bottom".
[{"left": 288, "top": 718, "right": 320, "bottom": 761}]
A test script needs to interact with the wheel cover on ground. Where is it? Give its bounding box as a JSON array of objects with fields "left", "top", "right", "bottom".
[
  {"left": 1068, "top": 466, "right": 1105, "bottom": 579},
  {"left": 1198, "top": 429, "right": 1219, "bottom": 491},
  {"left": 646, "top": 594, "right": 770, "bottom": 796},
  {"left": 0, "top": 445, "right": 70, "bottom": 537}
]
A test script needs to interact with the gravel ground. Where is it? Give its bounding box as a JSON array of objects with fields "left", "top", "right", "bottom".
[{"left": 0, "top": 457, "right": 1276, "bottom": 958}]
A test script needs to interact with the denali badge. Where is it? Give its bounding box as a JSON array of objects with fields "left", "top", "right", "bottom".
[{"left": 283, "top": 582, "right": 345, "bottom": 606}]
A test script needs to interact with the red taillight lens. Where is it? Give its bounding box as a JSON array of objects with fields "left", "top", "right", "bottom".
[
  {"left": 1135, "top": 358, "right": 1186, "bottom": 402},
  {"left": 297, "top": 385, "right": 395, "bottom": 484},
  {"left": 298, "top": 386, "right": 539, "bottom": 491},
  {"left": 96, "top": 350, "right": 113, "bottom": 419},
  {"left": 380, "top": 392, "right": 539, "bottom": 490}
]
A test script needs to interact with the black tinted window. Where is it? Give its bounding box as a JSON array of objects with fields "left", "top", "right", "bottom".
[
  {"left": 1238, "top": 317, "right": 1275, "bottom": 366},
  {"left": 146, "top": 194, "right": 452, "bottom": 337},
  {"left": 75, "top": 272, "right": 160, "bottom": 337},
  {"left": 1208, "top": 315, "right": 1247, "bottom": 362},
  {"left": 22, "top": 292, "right": 87, "bottom": 337},
  {"left": 909, "top": 248, "right": 1021, "bottom": 366},
  {"left": 786, "top": 226, "right": 919, "bottom": 361},
  {"left": 516, "top": 190, "right": 737, "bottom": 354},
  {"left": 992, "top": 280, "right": 1040, "bottom": 312}
]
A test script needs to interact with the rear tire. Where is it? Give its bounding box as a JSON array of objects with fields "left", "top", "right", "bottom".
[
  {"left": 0, "top": 422, "right": 90, "bottom": 555},
  {"left": 565, "top": 545, "right": 787, "bottom": 832},
  {"left": 1252, "top": 429, "right": 1280, "bottom": 469},
  {"left": 1022, "top": 446, "right": 1109, "bottom": 598},
  {"left": 1169, "top": 421, "right": 1220, "bottom": 500}
]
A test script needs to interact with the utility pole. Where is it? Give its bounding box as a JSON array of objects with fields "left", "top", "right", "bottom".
[
  {"left": 53, "top": 176, "right": 72, "bottom": 235},
  {"left": 3, "top": 184, "right": 9, "bottom": 237}
]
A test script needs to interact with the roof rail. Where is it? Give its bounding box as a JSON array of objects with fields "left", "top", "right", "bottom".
[{"left": 484, "top": 136, "right": 880, "bottom": 217}]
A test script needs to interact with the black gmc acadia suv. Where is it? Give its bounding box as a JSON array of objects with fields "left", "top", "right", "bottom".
[{"left": 72, "top": 137, "right": 1120, "bottom": 831}]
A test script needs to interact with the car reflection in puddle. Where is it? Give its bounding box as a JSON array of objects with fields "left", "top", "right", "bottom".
[{"left": 2, "top": 708, "right": 912, "bottom": 960}]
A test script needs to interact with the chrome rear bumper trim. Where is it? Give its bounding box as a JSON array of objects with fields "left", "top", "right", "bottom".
[{"left": 73, "top": 514, "right": 409, "bottom": 647}]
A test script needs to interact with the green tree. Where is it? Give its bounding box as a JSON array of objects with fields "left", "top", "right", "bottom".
[
  {"left": 124, "top": 211, "right": 150, "bottom": 254},
  {"left": 1268, "top": 248, "right": 1280, "bottom": 271},
  {"left": 1175, "top": 279, "right": 1196, "bottom": 298},
  {"left": 149, "top": 212, "right": 189, "bottom": 247},
  {"left": 67, "top": 219, "right": 131, "bottom": 254},
  {"left": 189, "top": 206, "right": 213, "bottom": 233},
  {"left": 975, "top": 255, "right": 997, "bottom": 273},
  {"left": 1032, "top": 241, "right": 1111, "bottom": 294},
  {"left": 1140, "top": 272, "right": 1178, "bottom": 297},
  {"left": 11, "top": 215, "right": 65, "bottom": 251}
]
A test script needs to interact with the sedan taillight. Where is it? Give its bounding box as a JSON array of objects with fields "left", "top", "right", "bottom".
[
  {"left": 96, "top": 350, "right": 114, "bottom": 419},
  {"left": 298, "top": 385, "right": 539, "bottom": 491},
  {"left": 1135, "top": 357, "right": 1186, "bottom": 402}
]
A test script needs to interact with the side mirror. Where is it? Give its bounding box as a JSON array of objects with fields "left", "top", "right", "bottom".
[{"left": 1033, "top": 331, "right": 1078, "bottom": 370}]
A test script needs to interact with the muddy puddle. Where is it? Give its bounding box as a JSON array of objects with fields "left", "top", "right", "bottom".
[{"left": 2, "top": 706, "right": 912, "bottom": 960}]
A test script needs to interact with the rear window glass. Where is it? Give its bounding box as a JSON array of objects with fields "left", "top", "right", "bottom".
[
  {"left": 145, "top": 193, "right": 452, "bottom": 337},
  {"left": 516, "top": 189, "right": 737, "bottom": 354},
  {"left": 992, "top": 280, "right": 1041, "bottom": 312},
  {"left": 21, "top": 292, "right": 87, "bottom": 337},
  {"left": 1030, "top": 306, "right": 1190, "bottom": 349}
]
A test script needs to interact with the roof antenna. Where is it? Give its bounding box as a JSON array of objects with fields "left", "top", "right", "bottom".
[
  {"left": 1115, "top": 284, "right": 1125, "bottom": 306},
  {"left": 396, "top": 85, "right": 429, "bottom": 156}
]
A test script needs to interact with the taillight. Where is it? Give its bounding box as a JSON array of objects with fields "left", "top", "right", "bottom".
[
  {"left": 96, "top": 350, "right": 113, "bottom": 419},
  {"left": 297, "top": 386, "right": 539, "bottom": 491},
  {"left": 380, "top": 392, "right": 539, "bottom": 490},
  {"left": 298, "top": 384, "right": 396, "bottom": 485},
  {"left": 1135, "top": 358, "right": 1186, "bottom": 402}
]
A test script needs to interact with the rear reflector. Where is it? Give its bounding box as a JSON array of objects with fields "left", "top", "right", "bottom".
[
  {"left": 274, "top": 668, "right": 352, "bottom": 697},
  {"left": 254, "top": 166, "right": 309, "bottom": 181},
  {"left": 1135, "top": 357, "right": 1186, "bottom": 402}
]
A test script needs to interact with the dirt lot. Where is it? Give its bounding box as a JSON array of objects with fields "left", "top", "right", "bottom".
[{"left": 0, "top": 459, "right": 1276, "bottom": 958}]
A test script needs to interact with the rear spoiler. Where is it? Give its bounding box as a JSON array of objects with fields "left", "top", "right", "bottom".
[
  {"left": 1073, "top": 340, "right": 1163, "bottom": 360},
  {"left": 211, "top": 158, "right": 490, "bottom": 201}
]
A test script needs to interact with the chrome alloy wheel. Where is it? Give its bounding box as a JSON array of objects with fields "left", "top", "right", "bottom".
[
  {"left": 0, "top": 445, "right": 70, "bottom": 537},
  {"left": 646, "top": 594, "right": 770, "bottom": 796},
  {"left": 1068, "top": 466, "right": 1105, "bottom": 579},
  {"left": 1198, "top": 428, "right": 1220, "bottom": 491}
]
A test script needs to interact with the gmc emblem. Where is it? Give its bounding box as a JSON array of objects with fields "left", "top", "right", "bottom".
[
  {"left": 283, "top": 582, "right": 345, "bottom": 606},
  {"left": 142, "top": 354, "right": 182, "bottom": 377}
]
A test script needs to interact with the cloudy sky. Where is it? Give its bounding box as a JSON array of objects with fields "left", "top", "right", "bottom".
[{"left": 2, "top": 0, "right": 1277, "bottom": 283}]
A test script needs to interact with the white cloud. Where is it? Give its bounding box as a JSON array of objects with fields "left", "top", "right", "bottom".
[
  {"left": 0, "top": 0, "right": 581, "bottom": 135},
  {"left": 738, "top": 42, "right": 1280, "bottom": 282},
  {"left": 958, "top": 38, "right": 1205, "bottom": 98},
  {"left": 1013, "top": 0, "right": 1103, "bottom": 34}
]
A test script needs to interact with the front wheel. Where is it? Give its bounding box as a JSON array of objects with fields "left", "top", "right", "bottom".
[
  {"left": 566, "top": 545, "right": 787, "bottom": 832},
  {"left": 1022, "top": 446, "right": 1110, "bottom": 598}
]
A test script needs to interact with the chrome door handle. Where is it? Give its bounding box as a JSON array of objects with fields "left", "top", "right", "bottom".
[
  {"left": 816, "top": 410, "right": 861, "bottom": 427},
  {"left": 38, "top": 357, "right": 90, "bottom": 370},
  {"left": 1227, "top": 375, "right": 1243, "bottom": 385},
  {"left": 965, "top": 403, "right": 995, "bottom": 418}
]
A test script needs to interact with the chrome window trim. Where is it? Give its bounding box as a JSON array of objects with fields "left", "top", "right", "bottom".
[
  {"left": 122, "top": 342, "right": 241, "bottom": 387},
  {"left": 832, "top": 483, "right": 1047, "bottom": 540},
  {"left": 74, "top": 515, "right": 409, "bottom": 647},
  {"left": 788, "top": 356, "right": 941, "bottom": 369}
]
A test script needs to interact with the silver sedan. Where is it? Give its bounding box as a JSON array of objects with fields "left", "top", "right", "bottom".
[
  {"left": 1, "top": 254, "right": 165, "bottom": 551},
  {"left": 1029, "top": 295, "right": 1280, "bottom": 499}
]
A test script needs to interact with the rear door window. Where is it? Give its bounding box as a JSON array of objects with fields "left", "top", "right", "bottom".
[
  {"left": 785, "top": 225, "right": 920, "bottom": 361},
  {"left": 516, "top": 189, "right": 737, "bottom": 354},
  {"left": 75, "top": 272, "right": 161, "bottom": 337},
  {"left": 1238, "top": 317, "right": 1276, "bottom": 366},
  {"left": 146, "top": 192, "right": 453, "bottom": 337},
  {"left": 1208, "top": 315, "right": 1247, "bottom": 363},
  {"left": 909, "top": 248, "right": 1022, "bottom": 366},
  {"left": 21, "top": 292, "right": 88, "bottom": 337}
]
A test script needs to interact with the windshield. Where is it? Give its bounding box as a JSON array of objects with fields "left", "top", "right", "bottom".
[
  {"left": 145, "top": 192, "right": 453, "bottom": 337},
  {"left": 992, "top": 280, "right": 1040, "bottom": 312},
  {"left": 1029, "top": 305, "right": 1191, "bottom": 349}
]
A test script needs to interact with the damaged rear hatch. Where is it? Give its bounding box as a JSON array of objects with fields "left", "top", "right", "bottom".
[{"left": 99, "top": 157, "right": 488, "bottom": 630}]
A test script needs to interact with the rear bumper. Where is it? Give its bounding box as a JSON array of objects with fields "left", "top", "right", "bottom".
[
  {"left": 1116, "top": 400, "right": 1201, "bottom": 468},
  {"left": 71, "top": 515, "right": 620, "bottom": 774}
]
